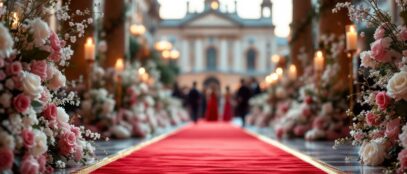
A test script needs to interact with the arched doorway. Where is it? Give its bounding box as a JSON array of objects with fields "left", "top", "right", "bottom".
[
  {"left": 203, "top": 76, "right": 220, "bottom": 89},
  {"left": 206, "top": 47, "right": 217, "bottom": 71}
]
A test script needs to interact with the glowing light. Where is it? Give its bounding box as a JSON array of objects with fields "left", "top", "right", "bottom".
[
  {"left": 211, "top": 1, "right": 219, "bottom": 10},
  {"left": 130, "top": 24, "right": 146, "bottom": 36},
  {"left": 115, "top": 58, "right": 125, "bottom": 73}
]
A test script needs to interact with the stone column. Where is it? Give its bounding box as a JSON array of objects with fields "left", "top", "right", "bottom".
[
  {"left": 220, "top": 39, "right": 228, "bottom": 72},
  {"left": 65, "top": 0, "right": 94, "bottom": 80},
  {"left": 319, "top": 0, "right": 352, "bottom": 80},
  {"left": 194, "top": 38, "right": 204, "bottom": 71},
  {"left": 259, "top": 39, "right": 267, "bottom": 73},
  {"left": 290, "top": 0, "right": 313, "bottom": 75},
  {"left": 233, "top": 40, "right": 242, "bottom": 73},
  {"left": 103, "top": 0, "right": 128, "bottom": 68},
  {"left": 181, "top": 39, "right": 190, "bottom": 72}
]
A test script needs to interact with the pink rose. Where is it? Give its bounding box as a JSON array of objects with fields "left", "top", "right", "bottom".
[
  {"left": 12, "top": 76, "right": 22, "bottom": 89},
  {"left": 6, "top": 62, "right": 22, "bottom": 75},
  {"left": 353, "top": 132, "right": 365, "bottom": 141},
  {"left": 42, "top": 104, "right": 57, "bottom": 121},
  {"left": 365, "top": 112, "right": 380, "bottom": 126},
  {"left": 0, "top": 147, "right": 13, "bottom": 171},
  {"left": 302, "top": 107, "right": 311, "bottom": 118},
  {"left": 374, "top": 26, "right": 385, "bottom": 40},
  {"left": 39, "top": 89, "right": 51, "bottom": 103},
  {"left": 13, "top": 93, "right": 31, "bottom": 113},
  {"left": 37, "top": 155, "right": 47, "bottom": 173},
  {"left": 0, "top": 71, "right": 6, "bottom": 80},
  {"left": 22, "top": 129, "right": 35, "bottom": 148},
  {"left": 49, "top": 32, "right": 61, "bottom": 62},
  {"left": 20, "top": 156, "right": 39, "bottom": 174},
  {"left": 370, "top": 38, "right": 392, "bottom": 62},
  {"left": 276, "top": 127, "right": 284, "bottom": 139},
  {"left": 0, "top": 58, "right": 4, "bottom": 68},
  {"left": 371, "top": 130, "right": 385, "bottom": 139},
  {"left": 313, "top": 116, "right": 327, "bottom": 129},
  {"left": 293, "top": 125, "right": 309, "bottom": 136},
  {"left": 399, "top": 149, "right": 407, "bottom": 172},
  {"left": 305, "top": 96, "right": 313, "bottom": 104},
  {"left": 399, "top": 26, "right": 407, "bottom": 41},
  {"left": 74, "top": 144, "right": 83, "bottom": 161},
  {"left": 375, "top": 91, "right": 391, "bottom": 110},
  {"left": 71, "top": 126, "right": 81, "bottom": 137},
  {"left": 385, "top": 118, "right": 401, "bottom": 142},
  {"left": 30, "top": 60, "right": 47, "bottom": 81},
  {"left": 58, "top": 131, "right": 76, "bottom": 156}
]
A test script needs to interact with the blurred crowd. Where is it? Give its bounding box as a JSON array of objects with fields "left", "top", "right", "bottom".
[{"left": 171, "top": 77, "right": 262, "bottom": 127}]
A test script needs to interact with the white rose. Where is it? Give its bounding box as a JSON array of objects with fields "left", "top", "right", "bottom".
[
  {"left": 0, "top": 92, "right": 12, "bottom": 107},
  {"left": 0, "top": 131, "right": 15, "bottom": 149},
  {"left": 144, "top": 96, "right": 155, "bottom": 107},
  {"left": 111, "top": 125, "right": 131, "bottom": 139},
  {"left": 31, "top": 129, "right": 48, "bottom": 157},
  {"left": 305, "top": 128, "right": 325, "bottom": 140},
  {"left": 57, "top": 107, "right": 69, "bottom": 123},
  {"left": 30, "top": 18, "right": 50, "bottom": 47},
  {"left": 387, "top": 71, "right": 407, "bottom": 101},
  {"left": 400, "top": 124, "right": 407, "bottom": 148},
  {"left": 0, "top": 23, "right": 14, "bottom": 58},
  {"left": 359, "top": 140, "right": 386, "bottom": 166},
  {"left": 46, "top": 63, "right": 57, "bottom": 80},
  {"left": 101, "top": 98, "right": 115, "bottom": 115},
  {"left": 360, "top": 51, "right": 377, "bottom": 68},
  {"left": 47, "top": 69, "right": 66, "bottom": 90},
  {"left": 321, "top": 102, "right": 334, "bottom": 116},
  {"left": 21, "top": 71, "right": 44, "bottom": 98}
]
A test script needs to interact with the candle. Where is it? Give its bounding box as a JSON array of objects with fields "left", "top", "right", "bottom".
[
  {"left": 314, "top": 50, "right": 324, "bottom": 72},
  {"left": 288, "top": 64, "right": 297, "bottom": 80},
  {"left": 115, "top": 58, "right": 124, "bottom": 73},
  {"left": 84, "top": 37, "right": 95, "bottom": 61},
  {"left": 270, "top": 73, "right": 279, "bottom": 85},
  {"left": 130, "top": 24, "right": 146, "bottom": 36},
  {"left": 170, "top": 49, "right": 180, "bottom": 59},
  {"left": 276, "top": 67, "right": 283, "bottom": 79},
  {"left": 11, "top": 12, "right": 19, "bottom": 29},
  {"left": 346, "top": 25, "right": 357, "bottom": 51}
]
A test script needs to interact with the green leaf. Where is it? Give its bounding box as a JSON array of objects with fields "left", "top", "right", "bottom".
[
  {"left": 21, "top": 48, "right": 50, "bottom": 62},
  {"left": 31, "top": 100, "right": 44, "bottom": 113}
]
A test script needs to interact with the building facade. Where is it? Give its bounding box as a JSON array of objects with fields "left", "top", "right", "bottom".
[{"left": 157, "top": 0, "right": 283, "bottom": 91}]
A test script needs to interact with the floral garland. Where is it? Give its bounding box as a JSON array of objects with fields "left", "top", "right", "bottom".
[
  {"left": 334, "top": 0, "right": 407, "bottom": 172},
  {"left": 0, "top": 0, "right": 99, "bottom": 173},
  {"left": 274, "top": 34, "right": 349, "bottom": 140}
]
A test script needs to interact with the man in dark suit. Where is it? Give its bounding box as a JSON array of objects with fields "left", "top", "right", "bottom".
[
  {"left": 187, "top": 81, "right": 201, "bottom": 123},
  {"left": 236, "top": 79, "right": 252, "bottom": 127}
]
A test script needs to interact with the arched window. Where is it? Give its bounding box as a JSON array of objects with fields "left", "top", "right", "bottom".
[
  {"left": 206, "top": 47, "right": 217, "bottom": 71},
  {"left": 246, "top": 48, "right": 256, "bottom": 71}
]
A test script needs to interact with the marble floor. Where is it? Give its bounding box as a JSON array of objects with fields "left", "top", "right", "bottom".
[{"left": 60, "top": 120, "right": 384, "bottom": 174}]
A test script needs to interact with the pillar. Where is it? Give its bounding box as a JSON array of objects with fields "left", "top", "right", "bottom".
[
  {"left": 289, "top": 0, "right": 313, "bottom": 75},
  {"left": 233, "top": 40, "right": 242, "bottom": 73},
  {"left": 103, "top": 0, "right": 128, "bottom": 68},
  {"left": 220, "top": 39, "right": 228, "bottom": 72},
  {"left": 194, "top": 38, "right": 204, "bottom": 71},
  {"left": 181, "top": 39, "right": 190, "bottom": 72},
  {"left": 65, "top": 0, "right": 94, "bottom": 80}
]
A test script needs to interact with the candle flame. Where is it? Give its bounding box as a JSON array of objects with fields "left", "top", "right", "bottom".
[
  {"left": 86, "top": 37, "right": 93, "bottom": 45},
  {"left": 276, "top": 67, "right": 283, "bottom": 76},
  {"left": 115, "top": 58, "right": 124, "bottom": 72}
]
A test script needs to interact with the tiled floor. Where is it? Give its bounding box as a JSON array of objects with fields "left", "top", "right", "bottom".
[{"left": 59, "top": 121, "right": 384, "bottom": 174}]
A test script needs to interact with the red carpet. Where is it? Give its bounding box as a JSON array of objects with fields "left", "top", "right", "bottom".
[{"left": 93, "top": 122, "right": 326, "bottom": 174}]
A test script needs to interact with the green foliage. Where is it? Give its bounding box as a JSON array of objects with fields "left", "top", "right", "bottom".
[
  {"left": 129, "top": 36, "right": 140, "bottom": 61},
  {"left": 21, "top": 48, "right": 50, "bottom": 62}
]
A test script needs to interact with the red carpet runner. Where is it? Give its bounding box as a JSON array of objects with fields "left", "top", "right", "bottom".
[{"left": 93, "top": 122, "right": 326, "bottom": 174}]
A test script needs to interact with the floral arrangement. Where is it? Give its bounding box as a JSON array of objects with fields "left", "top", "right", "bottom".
[
  {"left": 0, "top": 0, "right": 99, "bottom": 173},
  {"left": 334, "top": 0, "right": 407, "bottom": 172},
  {"left": 274, "top": 34, "right": 349, "bottom": 140}
]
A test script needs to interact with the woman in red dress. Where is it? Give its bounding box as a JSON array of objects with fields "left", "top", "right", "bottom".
[
  {"left": 205, "top": 86, "right": 219, "bottom": 121},
  {"left": 222, "top": 86, "right": 233, "bottom": 122}
]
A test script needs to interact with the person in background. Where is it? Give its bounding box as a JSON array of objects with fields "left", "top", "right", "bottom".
[
  {"left": 235, "top": 79, "right": 252, "bottom": 127},
  {"left": 250, "top": 77, "right": 262, "bottom": 96},
  {"left": 187, "top": 81, "right": 201, "bottom": 123},
  {"left": 200, "top": 87, "right": 207, "bottom": 119},
  {"left": 171, "top": 82, "right": 184, "bottom": 100},
  {"left": 222, "top": 86, "right": 233, "bottom": 122},
  {"left": 205, "top": 84, "right": 219, "bottom": 121}
]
